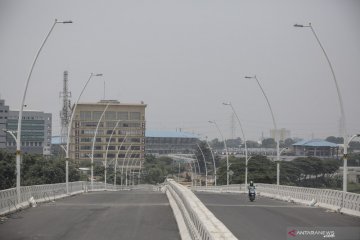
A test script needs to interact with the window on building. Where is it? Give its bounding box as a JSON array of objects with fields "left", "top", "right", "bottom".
[
  {"left": 107, "top": 130, "right": 115, "bottom": 134},
  {"left": 131, "top": 146, "right": 140, "bottom": 150},
  {"left": 92, "top": 111, "right": 102, "bottom": 120},
  {"left": 118, "top": 130, "right": 127, "bottom": 135},
  {"left": 130, "top": 112, "right": 141, "bottom": 120},
  {"left": 105, "top": 111, "right": 116, "bottom": 120},
  {"left": 117, "top": 112, "right": 128, "bottom": 120},
  {"left": 80, "top": 111, "right": 91, "bottom": 120},
  {"left": 80, "top": 145, "right": 91, "bottom": 150},
  {"left": 106, "top": 121, "right": 117, "bottom": 128},
  {"left": 105, "top": 138, "right": 116, "bottom": 142}
]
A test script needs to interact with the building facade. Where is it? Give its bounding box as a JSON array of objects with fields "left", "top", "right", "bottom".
[
  {"left": 69, "top": 100, "right": 146, "bottom": 170},
  {"left": 292, "top": 139, "right": 339, "bottom": 158},
  {"left": 6, "top": 110, "right": 52, "bottom": 154},
  {"left": 145, "top": 130, "right": 198, "bottom": 155},
  {"left": 0, "top": 99, "right": 9, "bottom": 149}
]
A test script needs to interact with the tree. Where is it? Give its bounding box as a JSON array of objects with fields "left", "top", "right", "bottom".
[
  {"left": 216, "top": 155, "right": 276, "bottom": 185},
  {"left": 0, "top": 150, "right": 16, "bottom": 189},
  {"left": 246, "top": 140, "right": 260, "bottom": 148},
  {"left": 326, "top": 136, "right": 343, "bottom": 144},
  {"left": 262, "top": 138, "right": 276, "bottom": 148},
  {"left": 210, "top": 138, "right": 224, "bottom": 150},
  {"left": 283, "top": 138, "right": 295, "bottom": 148},
  {"left": 225, "top": 138, "right": 242, "bottom": 148}
]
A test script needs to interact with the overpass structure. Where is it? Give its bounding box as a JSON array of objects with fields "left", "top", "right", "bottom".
[{"left": 0, "top": 181, "right": 359, "bottom": 239}]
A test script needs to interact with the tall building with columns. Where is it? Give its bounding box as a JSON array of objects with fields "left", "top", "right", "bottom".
[{"left": 69, "top": 100, "right": 146, "bottom": 170}]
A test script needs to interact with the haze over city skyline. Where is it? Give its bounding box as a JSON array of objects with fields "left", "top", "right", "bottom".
[{"left": 0, "top": 0, "right": 359, "bottom": 141}]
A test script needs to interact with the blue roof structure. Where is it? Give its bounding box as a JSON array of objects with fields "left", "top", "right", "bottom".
[
  {"left": 145, "top": 130, "right": 198, "bottom": 139},
  {"left": 293, "top": 139, "right": 338, "bottom": 147}
]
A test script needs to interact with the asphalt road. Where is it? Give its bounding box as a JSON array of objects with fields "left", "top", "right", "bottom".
[
  {"left": 0, "top": 191, "right": 180, "bottom": 240},
  {"left": 195, "top": 192, "right": 360, "bottom": 240}
]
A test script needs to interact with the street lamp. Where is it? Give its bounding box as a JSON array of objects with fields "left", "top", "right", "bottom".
[
  {"left": 104, "top": 119, "right": 123, "bottom": 190},
  {"left": 205, "top": 136, "right": 217, "bottom": 186},
  {"left": 65, "top": 72, "right": 103, "bottom": 194},
  {"left": 90, "top": 103, "right": 110, "bottom": 190},
  {"left": 294, "top": 22, "right": 348, "bottom": 192},
  {"left": 209, "top": 120, "right": 230, "bottom": 186},
  {"left": 113, "top": 135, "right": 128, "bottom": 187},
  {"left": 121, "top": 145, "right": 133, "bottom": 186},
  {"left": 2, "top": 129, "right": 17, "bottom": 142},
  {"left": 223, "top": 102, "right": 249, "bottom": 185},
  {"left": 196, "top": 143, "right": 208, "bottom": 187},
  {"left": 15, "top": 19, "right": 72, "bottom": 203},
  {"left": 276, "top": 147, "right": 289, "bottom": 184},
  {"left": 244, "top": 75, "right": 280, "bottom": 185},
  {"left": 343, "top": 134, "right": 360, "bottom": 191},
  {"left": 194, "top": 155, "right": 202, "bottom": 186}
]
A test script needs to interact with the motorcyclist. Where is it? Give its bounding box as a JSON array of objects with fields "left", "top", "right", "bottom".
[{"left": 248, "top": 181, "right": 256, "bottom": 197}]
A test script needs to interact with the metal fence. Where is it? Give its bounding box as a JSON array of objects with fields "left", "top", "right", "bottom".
[
  {"left": 0, "top": 181, "right": 87, "bottom": 216},
  {"left": 192, "top": 184, "right": 360, "bottom": 217}
]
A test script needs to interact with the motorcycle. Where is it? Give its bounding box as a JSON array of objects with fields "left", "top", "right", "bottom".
[{"left": 248, "top": 188, "right": 256, "bottom": 202}]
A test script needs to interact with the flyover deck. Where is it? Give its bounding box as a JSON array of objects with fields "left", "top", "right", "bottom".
[
  {"left": 0, "top": 191, "right": 180, "bottom": 240},
  {"left": 196, "top": 192, "right": 360, "bottom": 240}
]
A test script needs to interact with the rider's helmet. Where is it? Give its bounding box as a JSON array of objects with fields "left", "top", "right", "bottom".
[{"left": 250, "top": 181, "right": 254, "bottom": 186}]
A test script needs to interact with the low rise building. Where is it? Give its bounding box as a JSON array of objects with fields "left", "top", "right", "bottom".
[
  {"left": 292, "top": 139, "right": 339, "bottom": 158},
  {"left": 145, "top": 130, "right": 198, "bottom": 155}
]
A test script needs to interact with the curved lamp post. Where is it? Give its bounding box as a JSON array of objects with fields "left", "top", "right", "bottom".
[
  {"left": 196, "top": 143, "right": 208, "bottom": 187},
  {"left": 2, "top": 129, "right": 16, "bottom": 142},
  {"left": 223, "top": 102, "right": 249, "bottom": 185},
  {"left": 192, "top": 160, "right": 197, "bottom": 187},
  {"left": 65, "top": 73, "right": 103, "bottom": 194},
  {"left": 193, "top": 155, "right": 201, "bottom": 186},
  {"left": 104, "top": 119, "right": 122, "bottom": 190},
  {"left": 209, "top": 120, "right": 230, "bottom": 186},
  {"left": 90, "top": 103, "right": 110, "bottom": 190},
  {"left": 113, "top": 135, "right": 128, "bottom": 187},
  {"left": 15, "top": 19, "right": 72, "bottom": 203},
  {"left": 294, "top": 23, "right": 348, "bottom": 193},
  {"left": 277, "top": 147, "right": 289, "bottom": 183},
  {"left": 125, "top": 150, "right": 136, "bottom": 186},
  {"left": 244, "top": 75, "right": 280, "bottom": 185},
  {"left": 205, "top": 136, "right": 217, "bottom": 186},
  {"left": 121, "top": 145, "right": 133, "bottom": 186}
]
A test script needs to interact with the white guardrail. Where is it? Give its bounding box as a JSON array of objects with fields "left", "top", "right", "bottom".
[
  {"left": 165, "top": 179, "right": 237, "bottom": 240},
  {"left": 192, "top": 184, "right": 360, "bottom": 217},
  {"left": 0, "top": 182, "right": 161, "bottom": 216}
]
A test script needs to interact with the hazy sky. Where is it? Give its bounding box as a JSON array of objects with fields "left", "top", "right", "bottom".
[{"left": 0, "top": 0, "right": 359, "bottom": 141}]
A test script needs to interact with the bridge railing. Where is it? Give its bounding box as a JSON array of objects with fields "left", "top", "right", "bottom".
[
  {"left": 165, "top": 179, "right": 237, "bottom": 240},
  {"left": 192, "top": 184, "right": 360, "bottom": 217},
  {"left": 0, "top": 181, "right": 87, "bottom": 216}
]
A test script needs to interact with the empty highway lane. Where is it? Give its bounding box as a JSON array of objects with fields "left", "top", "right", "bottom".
[{"left": 0, "top": 191, "right": 180, "bottom": 240}]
